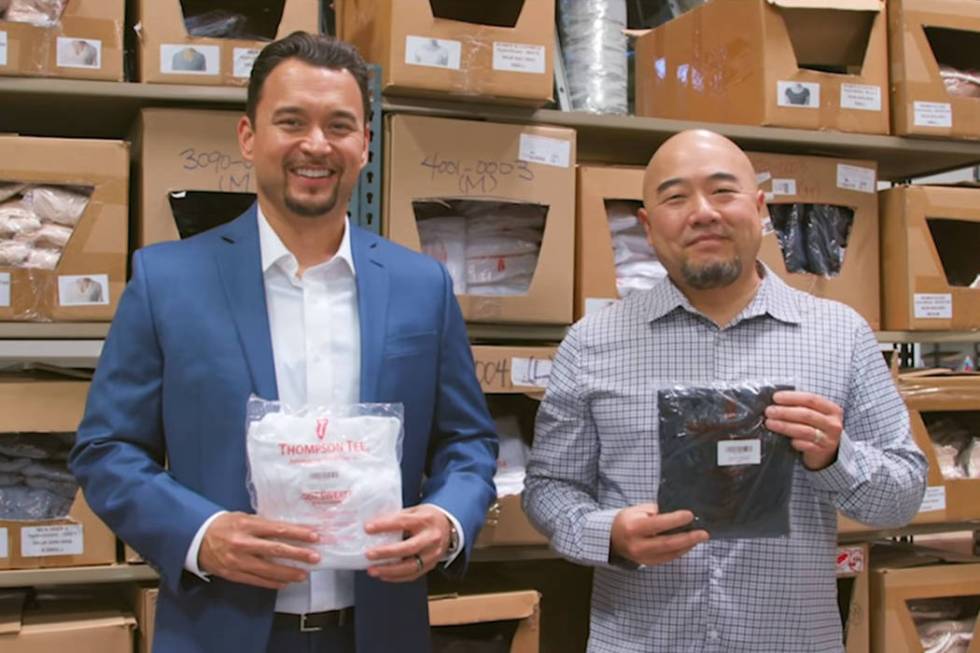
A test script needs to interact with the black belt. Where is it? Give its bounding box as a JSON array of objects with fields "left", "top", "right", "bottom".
[{"left": 273, "top": 607, "right": 355, "bottom": 632}]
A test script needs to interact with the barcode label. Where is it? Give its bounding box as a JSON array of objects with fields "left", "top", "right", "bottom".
[
  {"left": 771, "top": 178, "right": 796, "bottom": 196},
  {"left": 718, "top": 440, "right": 761, "bottom": 466}
]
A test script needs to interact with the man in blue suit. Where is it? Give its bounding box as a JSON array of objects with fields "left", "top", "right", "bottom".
[{"left": 70, "top": 32, "right": 498, "bottom": 653}]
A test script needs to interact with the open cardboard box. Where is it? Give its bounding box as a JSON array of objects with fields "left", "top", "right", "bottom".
[
  {"left": 429, "top": 591, "right": 541, "bottom": 653},
  {"left": 880, "top": 185, "right": 980, "bottom": 331},
  {"left": 635, "top": 0, "right": 889, "bottom": 134},
  {"left": 133, "top": 0, "right": 319, "bottom": 85},
  {"left": 124, "top": 584, "right": 158, "bottom": 653},
  {"left": 838, "top": 544, "right": 870, "bottom": 653},
  {"left": 0, "top": 0, "right": 124, "bottom": 80},
  {"left": 0, "top": 591, "right": 135, "bottom": 653},
  {"left": 471, "top": 345, "right": 555, "bottom": 548},
  {"left": 0, "top": 375, "right": 116, "bottom": 570},
  {"left": 385, "top": 114, "right": 575, "bottom": 325},
  {"left": 339, "top": 0, "right": 553, "bottom": 105},
  {"left": 0, "top": 136, "right": 128, "bottom": 322},
  {"left": 888, "top": 0, "right": 980, "bottom": 140},
  {"left": 135, "top": 108, "right": 256, "bottom": 247}
]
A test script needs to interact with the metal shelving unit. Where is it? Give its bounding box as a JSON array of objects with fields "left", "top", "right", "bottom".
[{"left": 0, "top": 564, "right": 158, "bottom": 589}]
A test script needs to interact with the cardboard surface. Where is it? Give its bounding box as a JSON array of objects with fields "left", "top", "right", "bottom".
[
  {"left": 133, "top": 0, "right": 319, "bottom": 85},
  {"left": 136, "top": 108, "right": 255, "bottom": 247},
  {"left": 750, "top": 152, "right": 880, "bottom": 329},
  {"left": 126, "top": 584, "right": 157, "bottom": 653},
  {"left": 429, "top": 590, "right": 541, "bottom": 653},
  {"left": 0, "top": 593, "right": 135, "bottom": 653},
  {"left": 871, "top": 556, "right": 980, "bottom": 653},
  {"left": 0, "top": 136, "right": 128, "bottom": 322},
  {"left": 838, "top": 543, "right": 870, "bottom": 653},
  {"left": 0, "top": 375, "right": 116, "bottom": 570},
  {"left": 635, "top": 0, "right": 889, "bottom": 133},
  {"left": 339, "top": 0, "right": 553, "bottom": 105},
  {"left": 384, "top": 114, "right": 575, "bottom": 325},
  {"left": 880, "top": 185, "right": 980, "bottom": 331},
  {"left": 0, "top": 0, "right": 124, "bottom": 81},
  {"left": 888, "top": 0, "right": 980, "bottom": 139}
]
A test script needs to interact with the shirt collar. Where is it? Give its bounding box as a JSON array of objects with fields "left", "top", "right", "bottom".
[
  {"left": 257, "top": 205, "right": 356, "bottom": 278},
  {"left": 645, "top": 261, "right": 801, "bottom": 326}
]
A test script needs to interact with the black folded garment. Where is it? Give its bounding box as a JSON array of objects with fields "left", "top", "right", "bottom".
[
  {"left": 658, "top": 382, "right": 796, "bottom": 539},
  {"left": 769, "top": 203, "right": 855, "bottom": 277},
  {"left": 432, "top": 619, "right": 520, "bottom": 653}
]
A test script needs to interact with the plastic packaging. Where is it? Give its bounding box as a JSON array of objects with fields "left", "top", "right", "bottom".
[
  {"left": 0, "top": 182, "right": 91, "bottom": 272},
  {"left": 3, "top": 0, "right": 68, "bottom": 27},
  {"left": 418, "top": 216, "right": 468, "bottom": 294},
  {"left": 245, "top": 396, "right": 405, "bottom": 570},
  {"left": 0, "top": 433, "right": 77, "bottom": 520},
  {"left": 606, "top": 199, "right": 666, "bottom": 295},
  {"left": 657, "top": 381, "right": 796, "bottom": 539},
  {"left": 558, "top": 0, "right": 628, "bottom": 114},
  {"left": 909, "top": 597, "right": 979, "bottom": 653}
]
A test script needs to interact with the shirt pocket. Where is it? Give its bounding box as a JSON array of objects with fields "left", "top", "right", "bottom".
[{"left": 383, "top": 331, "right": 438, "bottom": 359}]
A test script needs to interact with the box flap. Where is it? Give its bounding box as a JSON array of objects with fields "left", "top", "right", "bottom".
[
  {"left": 0, "top": 592, "right": 26, "bottom": 635},
  {"left": 429, "top": 591, "right": 540, "bottom": 626},
  {"left": 769, "top": 0, "right": 881, "bottom": 10}
]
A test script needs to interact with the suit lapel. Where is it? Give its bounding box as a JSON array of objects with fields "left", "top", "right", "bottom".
[
  {"left": 213, "top": 207, "right": 278, "bottom": 400},
  {"left": 351, "top": 227, "right": 388, "bottom": 403}
]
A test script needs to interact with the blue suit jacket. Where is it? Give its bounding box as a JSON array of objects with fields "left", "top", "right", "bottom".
[{"left": 69, "top": 207, "right": 498, "bottom": 653}]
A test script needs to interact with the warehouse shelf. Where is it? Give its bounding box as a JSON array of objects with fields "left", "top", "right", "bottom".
[
  {"left": 0, "top": 339, "right": 102, "bottom": 368},
  {"left": 837, "top": 521, "right": 980, "bottom": 545},
  {"left": 875, "top": 330, "right": 980, "bottom": 344},
  {"left": 0, "top": 563, "right": 158, "bottom": 588},
  {"left": 0, "top": 323, "right": 109, "bottom": 339},
  {"left": 2, "top": 79, "right": 979, "bottom": 180}
]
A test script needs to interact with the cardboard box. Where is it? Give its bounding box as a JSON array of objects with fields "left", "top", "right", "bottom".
[
  {"left": 385, "top": 114, "right": 575, "bottom": 325},
  {"left": 635, "top": 0, "right": 889, "bottom": 134},
  {"left": 750, "top": 152, "right": 880, "bottom": 329},
  {"left": 880, "top": 185, "right": 980, "bottom": 331},
  {"left": 838, "top": 544, "right": 870, "bottom": 653},
  {"left": 136, "top": 108, "right": 256, "bottom": 247},
  {"left": 339, "top": 0, "right": 553, "bottom": 105},
  {"left": 0, "top": 136, "right": 128, "bottom": 322},
  {"left": 472, "top": 346, "right": 554, "bottom": 548},
  {"left": 574, "top": 157, "right": 880, "bottom": 328},
  {"left": 429, "top": 591, "right": 541, "bottom": 653},
  {"left": 888, "top": 0, "right": 980, "bottom": 140},
  {"left": 871, "top": 550, "right": 980, "bottom": 653},
  {"left": 0, "top": 0, "right": 124, "bottom": 81},
  {"left": 133, "top": 0, "right": 319, "bottom": 85},
  {"left": 125, "top": 584, "right": 158, "bottom": 653},
  {"left": 0, "top": 375, "right": 117, "bottom": 570},
  {"left": 0, "top": 592, "right": 135, "bottom": 653}
]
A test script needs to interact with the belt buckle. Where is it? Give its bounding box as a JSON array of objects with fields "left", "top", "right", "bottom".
[{"left": 299, "top": 613, "right": 323, "bottom": 633}]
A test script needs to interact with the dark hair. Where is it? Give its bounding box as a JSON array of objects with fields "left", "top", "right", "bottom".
[{"left": 246, "top": 31, "right": 371, "bottom": 125}]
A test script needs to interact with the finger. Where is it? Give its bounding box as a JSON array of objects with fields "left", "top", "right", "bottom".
[
  {"left": 243, "top": 516, "right": 320, "bottom": 544},
  {"left": 772, "top": 391, "right": 841, "bottom": 415},
  {"left": 237, "top": 555, "right": 311, "bottom": 585},
  {"left": 364, "top": 531, "right": 440, "bottom": 562},
  {"left": 638, "top": 539, "right": 706, "bottom": 567},
  {"left": 765, "top": 405, "right": 826, "bottom": 427},
  {"left": 636, "top": 510, "right": 696, "bottom": 537},
  {"left": 364, "top": 512, "right": 424, "bottom": 535},
  {"left": 366, "top": 553, "right": 427, "bottom": 582},
  {"left": 235, "top": 536, "right": 321, "bottom": 565},
  {"left": 634, "top": 529, "right": 709, "bottom": 559},
  {"left": 765, "top": 418, "right": 825, "bottom": 442}
]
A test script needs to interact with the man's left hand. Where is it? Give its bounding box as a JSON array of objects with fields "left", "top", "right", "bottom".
[
  {"left": 765, "top": 390, "right": 843, "bottom": 471},
  {"left": 363, "top": 505, "right": 451, "bottom": 582}
]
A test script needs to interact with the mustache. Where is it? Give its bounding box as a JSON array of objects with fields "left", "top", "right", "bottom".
[{"left": 684, "top": 229, "right": 732, "bottom": 246}]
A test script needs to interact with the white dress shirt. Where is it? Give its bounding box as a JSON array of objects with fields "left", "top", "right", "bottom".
[{"left": 184, "top": 208, "right": 462, "bottom": 614}]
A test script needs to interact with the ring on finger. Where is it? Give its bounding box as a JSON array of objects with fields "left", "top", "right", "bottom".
[
  {"left": 413, "top": 553, "right": 424, "bottom": 574},
  {"left": 813, "top": 427, "right": 827, "bottom": 445}
]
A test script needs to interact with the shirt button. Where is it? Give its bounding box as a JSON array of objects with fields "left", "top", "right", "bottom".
[
  {"left": 708, "top": 630, "right": 719, "bottom": 640},
  {"left": 713, "top": 568, "right": 723, "bottom": 579}
]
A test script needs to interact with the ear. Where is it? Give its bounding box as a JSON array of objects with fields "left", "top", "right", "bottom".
[
  {"left": 637, "top": 205, "right": 655, "bottom": 244},
  {"left": 237, "top": 115, "right": 255, "bottom": 162},
  {"left": 359, "top": 123, "right": 371, "bottom": 169}
]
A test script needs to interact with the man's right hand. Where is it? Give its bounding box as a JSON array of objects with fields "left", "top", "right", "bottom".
[
  {"left": 610, "top": 503, "right": 709, "bottom": 567},
  {"left": 198, "top": 512, "right": 321, "bottom": 590}
]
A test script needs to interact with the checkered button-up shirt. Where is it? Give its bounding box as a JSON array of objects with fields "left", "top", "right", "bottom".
[{"left": 524, "top": 268, "right": 927, "bottom": 653}]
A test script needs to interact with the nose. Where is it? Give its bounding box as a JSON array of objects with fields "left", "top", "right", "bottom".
[
  {"left": 299, "top": 126, "right": 333, "bottom": 155},
  {"left": 689, "top": 191, "right": 721, "bottom": 225}
]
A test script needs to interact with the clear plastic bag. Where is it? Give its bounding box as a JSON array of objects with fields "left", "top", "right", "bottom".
[
  {"left": 245, "top": 396, "right": 405, "bottom": 570},
  {"left": 657, "top": 381, "right": 796, "bottom": 539},
  {"left": 3, "top": 0, "right": 68, "bottom": 27}
]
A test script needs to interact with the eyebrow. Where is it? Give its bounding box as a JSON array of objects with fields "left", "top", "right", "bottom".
[
  {"left": 270, "top": 107, "right": 360, "bottom": 124},
  {"left": 656, "top": 171, "right": 741, "bottom": 194}
]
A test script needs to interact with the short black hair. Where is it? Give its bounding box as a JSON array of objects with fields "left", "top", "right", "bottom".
[{"left": 246, "top": 31, "right": 371, "bottom": 125}]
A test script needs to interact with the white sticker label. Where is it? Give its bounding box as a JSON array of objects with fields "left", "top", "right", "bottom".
[
  {"left": 510, "top": 357, "right": 552, "bottom": 389},
  {"left": 840, "top": 83, "right": 882, "bottom": 111},
  {"left": 56, "top": 37, "right": 102, "bottom": 69},
  {"left": 717, "top": 440, "right": 762, "bottom": 466},
  {"left": 836, "top": 546, "right": 865, "bottom": 574},
  {"left": 233, "top": 47, "right": 260, "bottom": 78},
  {"left": 771, "top": 178, "right": 797, "bottom": 196},
  {"left": 21, "top": 524, "right": 84, "bottom": 557},
  {"left": 0, "top": 528, "right": 7, "bottom": 558},
  {"left": 518, "top": 134, "right": 571, "bottom": 168},
  {"left": 0, "top": 272, "right": 9, "bottom": 308},
  {"left": 0, "top": 31, "right": 8, "bottom": 67},
  {"left": 914, "top": 293, "right": 953, "bottom": 319},
  {"left": 777, "top": 81, "right": 820, "bottom": 108},
  {"left": 585, "top": 297, "right": 617, "bottom": 315},
  {"left": 492, "top": 42, "right": 546, "bottom": 74},
  {"left": 58, "top": 274, "right": 110, "bottom": 306},
  {"left": 836, "top": 164, "right": 877, "bottom": 194},
  {"left": 914, "top": 101, "right": 953, "bottom": 128},
  {"left": 761, "top": 216, "right": 775, "bottom": 236},
  {"left": 756, "top": 171, "right": 772, "bottom": 184},
  {"left": 405, "top": 35, "right": 461, "bottom": 70},
  {"left": 160, "top": 44, "right": 220, "bottom": 76},
  {"left": 918, "top": 486, "right": 946, "bottom": 513}
]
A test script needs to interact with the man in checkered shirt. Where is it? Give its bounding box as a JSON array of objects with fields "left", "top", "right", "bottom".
[{"left": 523, "top": 130, "right": 927, "bottom": 652}]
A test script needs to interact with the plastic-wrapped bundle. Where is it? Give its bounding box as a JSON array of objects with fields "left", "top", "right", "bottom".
[
  {"left": 25, "top": 186, "right": 90, "bottom": 227},
  {"left": 768, "top": 203, "right": 854, "bottom": 277},
  {"left": 0, "top": 485, "right": 74, "bottom": 520},
  {"left": 940, "top": 65, "right": 980, "bottom": 99},
  {"left": 24, "top": 248, "right": 61, "bottom": 270},
  {"left": 0, "top": 183, "right": 26, "bottom": 203},
  {"left": 418, "top": 216, "right": 468, "bottom": 294},
  {"left": 606, "top": 200, "right": 666, "bottom": 295},
  {"left": 909, "top": 598, "right": 979, "bottom": 653},
  {"left": 3, "top": 0, "right": 67, "bottom": 27},
  {"left": 658, "top": 381, "right": 796, "bottom": 539},
  {"left": 0, "top": 202, "right": 42, "bottom": 238},
  {"left": 558, "top": 0, "right": 628, "bottom": 114},
  {"left": 465, "top": 210, "right": 545, "bottom": 296},
  {"left": 182, "top": 9, "right": 249, "bottom": 38}
]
